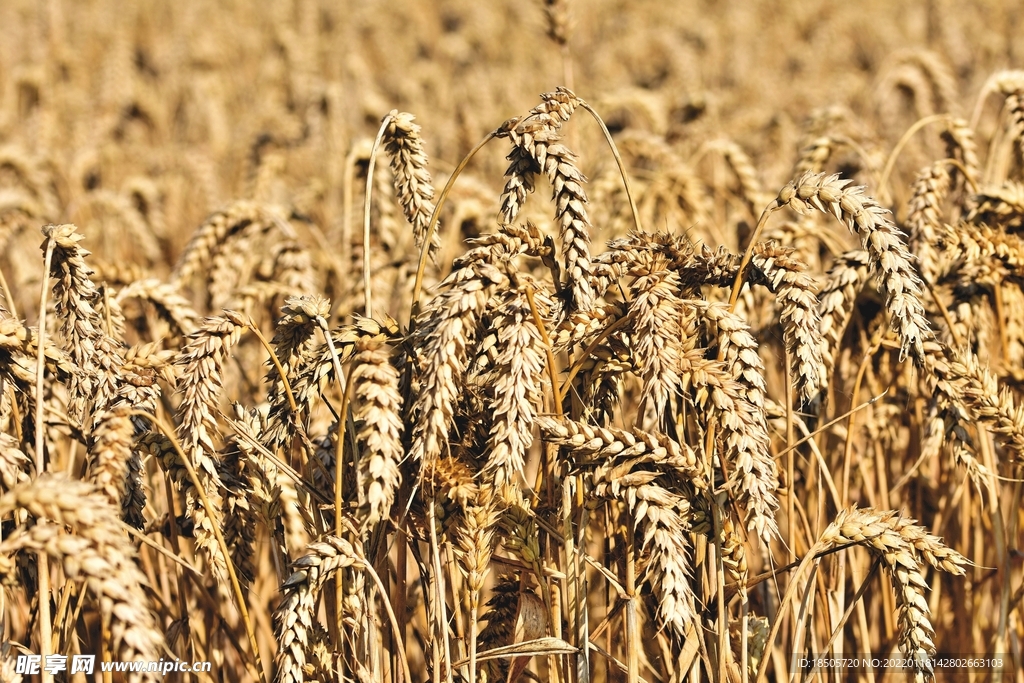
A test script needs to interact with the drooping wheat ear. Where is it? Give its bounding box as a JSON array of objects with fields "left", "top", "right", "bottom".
[
  {"left": 818, "top": 507, "right": 967, "bottom": 683},
  {"left": 86, "top": 405, "right": 136, "bottom": 523},
  {"left": 220, "top": 444, "right": 258, "bottom": 585},
  {"left": 226, "top": 404, "right": 281, "bottom": 528},
  {"left": 906, "top": 161, "right": 952, "bottom": 283},
  {"left": 538, "top": 416, "right": 703, "bottom": 637},
  {"left": 351, "top": 335, "right": 404, "bottom": 528},
  {"left": 941, "top": 117, "right": 981, "bottom": 183},
  {"left": 690, "top": 300, "right": 779, "bottom": 543},
  {"left": 498, "top": 88, "right": 580, "bottom": 225},
  {"left": 0, "top": 317, "right": 75, "bottom": 398},
  {"left": 115, "top": 278, "right": 200, "bottom": 339},
  {"left": 478, "top": 287, "right": 546, "bottom": 501},
  {"left": 42, "top": 223, "right": 125, "bottom": 425},
  {"left": 918, "top": 341, "right": 984, "bottom": 476},
  {"left": 0, "top": 432, "right": 30, "bottom": 490},
  {"left": 383, "top": 111, "right": 442, "bottom": 263},
  {"left": 408, "top": 238, "right": 512, "bottom": 470},
  {"left": 552, "top": 300, "right": 625, "bottom": 353},
  {"left": 939, "top": 220, "right": 1024, "bottom": 278},
  {"left": 286, "top": 320, "right": 383, "bottom": 442},
  {"left": 262, "top": 239, "right": 317, "bottom": 293},
  {"left": 577, "top": 340, "right": 630, "bottom": 425},
  {"left": 627, "top": 258, "right": 684, "bottom": 423},
  {"left": 817, "top": 248, "right": 873, "bottom": 375},
  {"left": 706, "top": 138, "right": 769, "bottom": 218},
  {"left": 171, "top": 200, "right": 283, "bottom": 288},
  {"left": 263, "top": 294, "right": 331, "bottom": 452},
  {"left": 950, "top": 347, "right": 1024, "bottom": 463},
  {"left": 795, "top": 135, "right": 838, "bottom": 175},
  {"left": 965, "top": 182, "right": 1024, "bottom": 230},
  {"left": 113, "top": 341, "right": 175, "bottom": 415},
  {"left": 746, "top": 241, "right": 825, "bottom": 405},
  {"left": 882, "top": 49, "right": 960, "bottom": 116},
  {"left": 608, "top": 235, "right": 823, "bottom": 405},
  {"left": 542, "top": 0, "right": 570, "bottom": 45},
  {"left": 498, "top": 88, "right": 594, "bottom": 314},
  {"left": 173, "top": 310, "right": 248, "bottom": 579},
  {"left": 0, "top": 475, "right": 164, "bottom": 682},
  {"left": 537, "top": 416, "right": 707, "bottom": 482},
  {"left": 273, "top": 536, "right": 359, "bottom": 683},
  {"left": 775, "top": 172, "right": 931, "bottom": 365},
  {"left": 986, "top": 73, "right": 1024, "bottom": 162}
]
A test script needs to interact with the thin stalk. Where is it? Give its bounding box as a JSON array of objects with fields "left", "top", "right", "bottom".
[
  {"left": 363, "top": 114, "right": 396, "bottom": 320},
  {"left": 0, "top": 262, "right": 18, "bottom": 318},
  {"left": 36, "top": 238, "right": 55, "bottom": 683},
  {"left": 877, "top": 113, "right": 949, "bottom": 204},
  {"left": 579, "top": 101, "right": 643, "bottom": 234},
  {"left": 411, "top": 128, "right": 502, "bottom": 318},
  {"left": 625, "top": 515, "right": 639, "bottom": 683},
  {"left": 133, "top": 411, "right": 268, "bottom": 683}
]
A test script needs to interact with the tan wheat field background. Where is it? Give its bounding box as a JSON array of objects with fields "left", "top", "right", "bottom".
[{"left": 1, "top": 1, "right": 1023, "bottom": 682}]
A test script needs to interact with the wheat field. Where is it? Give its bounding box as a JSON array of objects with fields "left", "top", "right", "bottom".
[{"left": 1, "top": 1, "right": 1023, "bottom": 682}]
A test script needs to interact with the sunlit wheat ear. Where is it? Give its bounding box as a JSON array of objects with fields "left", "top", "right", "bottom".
[
  {"left": 263, "top": 294, "right": 331, "bottom": 452},
  {"left": 42, "top": 223, "right": 125, "bottom": 426},
  {"left": 173, "top": 310, "right": 248, "bottom": 580},
  {"left": 627, "top": 258, "right": 683, "bottom": 424},
  {"left": 0, "top": 317, "right": 75, "bottom": 414},
  {"left": 949, "top": 347, "right": 1024, "bottom": 462},
  {"left": 794, "top": 135, "right": 839, "bottom": 175},
  {"left": 690, "top": 300, "right": 779, "bottom": 543},
  {"left": 383, "top": 111, "right": 442, "bottom": 261},
  {"left": 408, "top": 237, "right": 515, "bottom": 470},
  {"left": 351, "top": 335, "right": 403, "bottom": 528},
  {"left": 479, "top": 287, "right": 546, "bottom": 502},
  {"left": 906, "top": 161, "right": 952, "bottom": 284},
  {"left": 745, "top": 241, "right": 824, "bottom": 404},
  {"left": 773, "top": 172, "right": 931, "bottom": 365},
  {"left": 220, "top": 443, "right": 258, "bottom": 585},
  {"left": 939, "top": 220, "right": 1024, "bottom": 277},
  {"left": 817, "top": 248, "right": 873, "bottom": 375},
  {"left": 538, "top": 416, "right": 703, "bottom": 637},
  {"left": 115, "top": 278, "right": 200, "bottom": 340},
  {"left": 0, "top": 475, "right": 164, "bottom": 682},
  {"left": 86, "top": 405, "right": 135, "bottom": 521},
  {"left": 498, "top": 88, "right": 595, "bottom": 315},
  {"left": 819, "top": 507, "right": 967, "bottom": 683},
  {"left": 0, "top": 433, "right": 30, "bottom": 490},
  {"left": 171, "top": 200, "right": 289, "bottom": 306},
  {"left": 273, "top": 536, "right": 359, "bottom": 683},
  {"left": 941, "top": 117, "right": 980, "bottom": 182}
]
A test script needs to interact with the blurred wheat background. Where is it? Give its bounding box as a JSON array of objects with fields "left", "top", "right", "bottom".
[{"left": 1, "top": 1, "right": 1023, "bottom": 682}]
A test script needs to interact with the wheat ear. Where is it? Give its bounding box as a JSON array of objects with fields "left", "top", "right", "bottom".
[{"left": 0, "top": 475, "right": 165, "bottom": 682}]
